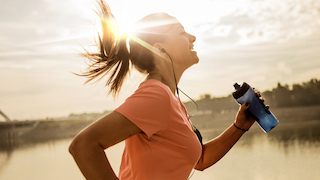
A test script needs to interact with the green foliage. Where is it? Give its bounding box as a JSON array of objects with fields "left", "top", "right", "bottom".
[
  {"left": 185, "top": 78, "right": 320, "bottom": 111},
  {"left": 264, "top": 78, "right": 320, "bottom": 107}
]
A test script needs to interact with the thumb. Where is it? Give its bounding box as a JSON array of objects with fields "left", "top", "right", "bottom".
[
  {"left": 237, "top": 102, "right": 250, "bottom": 120},
  {"left": 236, "top": 102, "right": 255, "bottom": 130}
]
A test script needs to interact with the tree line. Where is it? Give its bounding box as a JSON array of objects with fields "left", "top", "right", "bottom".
[
  {"left": 185, "top": 78, "right": 320, "bottom": 112},
  {"left": 263, "top": 78, "right": 320, "bottom": 107}
]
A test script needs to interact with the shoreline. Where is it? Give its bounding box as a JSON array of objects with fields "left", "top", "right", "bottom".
[{"left": 1, "top": 105, "right": 320, "bottom": 151}]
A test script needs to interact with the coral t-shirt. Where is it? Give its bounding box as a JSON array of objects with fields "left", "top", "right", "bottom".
[{"left": 115, "top": 79, "right": 202, "bottom": 180}]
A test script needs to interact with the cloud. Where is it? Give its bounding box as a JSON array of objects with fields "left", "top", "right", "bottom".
[
  {"left": 196, "top": 0, "right": 320, "bottom": 47},
  {"left": 0, "top": 0, "right": 96, "bottom": 52},
  {"left": 212, "top": 25, "right": 233, "bottom": 37},
  {"left": 276, "top": 61, "right": 293, "bottom": 75},
  {"left": 1, "top": 0, "right": 320, "bottom": 119},
  {"left": 168, "top": 0, "right": 320, "bottom": 99},
  {"left": 237, "top": 0, "right": 320, "bottom": 42}
]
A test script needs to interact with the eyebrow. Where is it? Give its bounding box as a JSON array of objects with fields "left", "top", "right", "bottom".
[{"left": 175, "top": 24, "right": 185, "bottom": 31}]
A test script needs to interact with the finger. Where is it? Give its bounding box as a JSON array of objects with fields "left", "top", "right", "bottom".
[
  {"left": 240, "top": 102, "right": 250, "bottom": 112},
  {"left": 253, "top": 88, "right": 261, "bottom": 97},
  {"left": 256, "top": 92, "right": 261, "bottom": 97}
]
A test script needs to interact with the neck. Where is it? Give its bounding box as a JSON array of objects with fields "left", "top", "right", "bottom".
[{"left": 147, "top": 70, "right": 182, "bottom": 95}]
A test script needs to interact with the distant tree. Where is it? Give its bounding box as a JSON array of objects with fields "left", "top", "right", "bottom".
[
  {"left": 291, "top": 83, "right": 304, "bottom": 106},
  {"left": 200, "top": 93, "right": 211, "bottom": 100},
  {"left": 272, "top": 82, "right": 292, "bottom": 107},
  {"left": 185, "top": 78, "right": 320, "bottom": 111},
  {"left": 301, "top": 78, "right": 320, "bottom": 105},
  {"left": 262, "top": 90, "right": 275, "bottom": 106}
]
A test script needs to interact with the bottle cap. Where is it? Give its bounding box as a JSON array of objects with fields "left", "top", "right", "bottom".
[{"left": 232, "top": 82, "right": 250, "bottom": 99}]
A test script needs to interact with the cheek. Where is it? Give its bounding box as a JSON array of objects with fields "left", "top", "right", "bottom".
[
  {"left": 166, "top": 37, "right": 190, "bottom": 59},
  {"left": 176, "top": 40, "right": 190, "bottom": 55},
  {"left": 169, "top": 36, "right": 188, "bottom": 49}
]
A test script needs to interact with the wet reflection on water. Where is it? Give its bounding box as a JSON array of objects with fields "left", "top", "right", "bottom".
[
  {"left": 193, "top": 135, "right": 320, "bottom": 180},
  {"left": 0, "top": 120, "right": 319, "bottom": 180}
]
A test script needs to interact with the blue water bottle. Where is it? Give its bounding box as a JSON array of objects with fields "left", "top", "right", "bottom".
[{"left": 232, "top": 82, "right": 279, "bottom": 133}]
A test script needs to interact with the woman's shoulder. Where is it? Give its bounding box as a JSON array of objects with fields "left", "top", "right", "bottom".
[
  {"left": 125, "top": 79, "right": 175, "bottom": 107},
  {"left": 138, "top": 79, "right": 172, "bottom": 96}
]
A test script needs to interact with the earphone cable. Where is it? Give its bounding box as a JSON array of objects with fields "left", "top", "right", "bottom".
[
  {"left": 165, "top": 50, "right": 199, "bottom": 118},
  {"left": 177, "top": 87, "right": 199, "bottom": 118},
  {"left": 165, "top": 50, "right": 198, "bottom": 180}
]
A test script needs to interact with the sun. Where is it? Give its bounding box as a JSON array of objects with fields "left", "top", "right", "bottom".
[{"left": 117, "top": 18, "right": 136, "bottom": 36}]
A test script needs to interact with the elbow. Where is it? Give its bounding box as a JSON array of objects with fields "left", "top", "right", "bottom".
[
  {"left": 195, "top": 167, "right": 205, "bottom": 171},
  {"left": 69, "top": 140, "right": 76, "bottom": 156},
  {"left": 69, "top": 131, "right": 107, "bottom": 158},
  {"left": 194, "top": 158, "right": 214, "bottom": 171},
  {"left": 69, "top": 136, "right": 81, "bottom": 157},
  {"left": 194, "top": 161, "right": 207, "bottom": 171},
  {"left": 69, "top": 134, "right": 92, "bottom": 157},
  {"left": 194, "top": 165, "right": 208, "bottom": 172}
]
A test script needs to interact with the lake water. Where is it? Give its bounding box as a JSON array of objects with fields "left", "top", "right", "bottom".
[{"left": 0, "top": 122, "right": 320, "bottom": 180}]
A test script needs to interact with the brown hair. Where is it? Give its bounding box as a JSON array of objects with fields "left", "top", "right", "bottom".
[{"left": 78, "top": 0, "right": 177, "bottom": 96}]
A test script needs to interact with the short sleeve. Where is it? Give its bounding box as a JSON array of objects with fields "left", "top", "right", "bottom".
[{"left": 115, "top": 82, "right": 171, "bottom": 138}]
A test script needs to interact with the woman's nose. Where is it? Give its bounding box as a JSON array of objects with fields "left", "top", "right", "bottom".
[{"left": 189, "top": 33, "right": 196, "bottom": 43}]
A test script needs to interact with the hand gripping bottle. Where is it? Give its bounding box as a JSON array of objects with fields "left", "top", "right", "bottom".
[{"left": 232, "top": 82, "right": 279, "bottom": 133}]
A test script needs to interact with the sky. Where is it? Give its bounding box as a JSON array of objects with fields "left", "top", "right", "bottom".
[{"left": 1, "top": 0, "right": 320, "bottom": 120}]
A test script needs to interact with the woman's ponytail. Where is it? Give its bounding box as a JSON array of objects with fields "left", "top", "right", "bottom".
[
  {"left": 78, "top": 0, "right": 131, "bottom": 97},
  {"left": 77, "top": 1, "right": 173, "bottom": 96}
]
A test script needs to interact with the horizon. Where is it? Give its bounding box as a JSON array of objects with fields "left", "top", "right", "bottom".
[
  {"left": 1, "top": 77, "right": 318, "bottom": 121},
  {"left": 1, "top": 0, "right": 320, "bottom": 120}
]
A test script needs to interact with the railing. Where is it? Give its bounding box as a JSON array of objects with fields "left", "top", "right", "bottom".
[{"left": 0, "top": 110, "right": 11, "bottom": 122}]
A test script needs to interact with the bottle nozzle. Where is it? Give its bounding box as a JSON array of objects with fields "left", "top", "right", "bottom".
[{"left": 233, "top": 83, "right": 241, "bottom": 90}]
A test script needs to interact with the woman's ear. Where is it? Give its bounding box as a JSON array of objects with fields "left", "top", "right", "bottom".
[
  {"left": 153, "top": 43, "right": 163, "bottom": 53},
  {"left": 152, "top": 43, "right": 165, "bottom": 57},
  {"left": 152, "top": 43, "right": 170, "bottom": 62}
]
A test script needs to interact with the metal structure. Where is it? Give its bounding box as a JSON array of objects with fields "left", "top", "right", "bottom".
[{"left": 0, "top": 110, "right": 11, "bottom": 122}]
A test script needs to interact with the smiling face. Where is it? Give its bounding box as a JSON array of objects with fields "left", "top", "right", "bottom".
[
  {"left": 130, "top": 13, "right": 199, "bottom": 75},
  {"left": 161, "top": 23, "right": 199, "bottom": 70}
]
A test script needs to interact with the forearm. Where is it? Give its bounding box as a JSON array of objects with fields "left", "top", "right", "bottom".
[
  {"left": 69, "top": 140, "right": 118, "bottom": 180},
  {"left": 69, "top": 111, "right": 142, "bottom": 179},
  {"left": 195, "top": 123, "right": 246, "bottom": 171}
]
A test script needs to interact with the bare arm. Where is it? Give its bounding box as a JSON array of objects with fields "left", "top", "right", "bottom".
[
  {"left": 194, "top": 103, "right": 255, "bottom": 171},
  {"left": 69, "top": 111, "right": 142, "bottom": 180}
]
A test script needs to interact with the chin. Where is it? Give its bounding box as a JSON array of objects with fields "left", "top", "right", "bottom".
[
  {"left": 188, "top": 59, "right": 199, "bottom": 68},
  {"left": 192, "top": 55, "right": 199, "bottom": 64},
  {"left": 195, "top": 57, "right": 199, "bottom": 63},
  {"left": 190, "top": 51, "right": 199, "bottom": 63}
]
